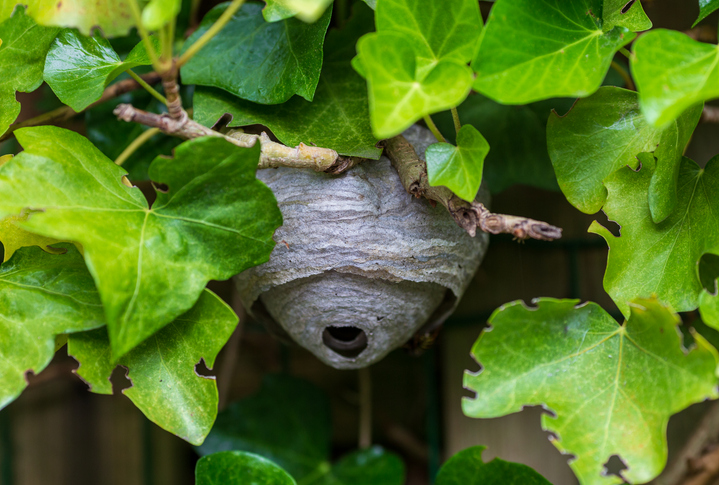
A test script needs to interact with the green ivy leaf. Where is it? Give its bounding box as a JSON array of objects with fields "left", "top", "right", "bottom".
[
  {"left": 0, "top": 127, "right": 281, "bottom": 360},
  {"left": 196, "top": 451, "right": 296, "bottom": 485},
  {"left": 632, "top": 30, "right": 719, "bottom": 127},
  {"left": 0, "top": 0, "right": 140, "bottom": 37},
  {"left": 142, "top": 0, "right": 180, "bottom": 30},
  {"left": 44, "top": 31, "right": 155, "bottom": 111},
  {"left": 0, "top": 245, "right": 105, "bottom": 409},
  {"left": 0, "top": 8, "right": 59, "bottom": 137},
  {"left": 309, "top": 448, "right": 404, "bottom": 485},
  {"left": 547, "top": 87, "right": 702, "bottom": 222},
  {"left": 589, "top": 155, "right": 719, "bottom": 316},
  {"left": 700, "top": 289, "right": 719, "bottom": 331},
  {"left": 426, "top": 125, "right": 489, "bottom": 202},
  {"left": 0, "top": 213, "right": 71, "bottom": 261},
  {"left": 695, "top": 0, "right": 719, "bottom": 26},
  {"left": 463, "top": 298, "right": 719, "bottom": 485},
  {"left": 181, "top": 2, "right": 331, "bottom": 105},
  {"left": 194, "top": 3, "right": 379, "bottom": 159},
  {"left": 263, "top": 0, "right": 333, "bottom": 23},
  {"left": 473, "top": 0, "right": 634, "bottom": 104},
  {"left": 602, "top": 0, "right": 652, "bottom": 32},
  {"left": 68, "top": 289, "right": 238, "bottom": 445},
  {"left": 435, "top": 446, "right": 551, "bottom": 485}
]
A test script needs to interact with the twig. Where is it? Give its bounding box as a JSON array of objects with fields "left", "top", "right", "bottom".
[
  {"left": 384, "top": 134, "right": 562, "bottom": 240},
  {"left": 701, "top": 106, "right": 719, "bottom": 124},
  {"left": 0, "top": 72, "right": 162, "bottom": 143},
  {"left": 358, "top": 367, "right": 372, "bottom": 449},
  {"left": 114, "top": 104, "right": 357, "bottom": 173},
  {"left": 127, "top": 69, "right": 167, "bottom": 105},
  {"left": 161, "top": 61, "right": 186, "bottom": 120},
  {"left": 423, "top": 115, "right": 446, "bottom": 143},
  {"left": 611, "top": 60, "right": 635, "bottom": 91},
  {"left": 115, "top": 128, "right": 161, "bottom": 165},
  {"left": 679, "top": 447, "right": 719, "bottom": 485}
]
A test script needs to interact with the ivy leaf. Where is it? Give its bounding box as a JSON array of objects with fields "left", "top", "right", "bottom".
[
  {"left": 0, "top": 214, "right": 69, "bottom": 262},
  {"left": 695, "top": 0, "right": 719, "bottom": 26},
  {"left": 142, "top": 0, "right": 180, "bottom": 30},
  {"left": 181, "top": 2, "right": 331, "bottom": 104},
  {"left": 263, "top": 0, "right": 333, "bottom": 23},
  {"left": 196, "top": 451, "right": 296, "bottom": 485},
  {"left": 0, "top": 245, "right": 105, "bottom": 410},
  {"left": 435, "top": 446, "right": 551, "bottom": 485},
  {"left": 194, "top": 2, "right": 380, "bottom": 159},
  {"left": 0, "top": 127, "right": 281, "bottom": 360},
  {"left": 0, "top": 0, "right": 140, "bottom": 37},
  {"left": 632, "top": 30, "right": 719, "bottom": 127},
  {"left": 602, "top": 0, "right": 652, "bottom": 32},
  {"left": 199, "top": 374, "right": 404, "bottom": 485},
  {"left": 589, "top": 155, "right": 719, "bottom": 316},
  {"left": 426, "top": 125, "right": 489, "bottom": 202},
  {"left": 700, "top": 289, "right": 719, "bottom": 331},
  {"left": 463, "top": 298, "right": 719, "bottom": 485},
  {"left": 44, "top": 31, "right": 155, "bottom": 111},
  {"left": 68, "top": 289, "right": 238, "bottom": 445},
  {"left": 547, "top": 87, "right": 702, "bottom": 222},
  {"left": 0, "top": 8, "right": 59, "bottom": 137},
  {"left": 356, "top": 32, "right": 472, "bottom": 139},
  {"left": 472, "top": 0, "right": 634, "bottom": 104}
]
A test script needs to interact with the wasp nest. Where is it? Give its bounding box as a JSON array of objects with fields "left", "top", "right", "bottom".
[{"left": 234, "top": 125, "right": 489, "bottom": 369}]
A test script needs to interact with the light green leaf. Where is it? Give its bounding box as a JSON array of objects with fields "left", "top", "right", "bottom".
[
  {"left": 436, "top": 446, "right": 551, "bottom": 485},
  {"left": 695, "top": 0, "right": 719, "bottom": 26},
  {"left": 700, "top": 289, "right": 719, "bottom": 331},
  {"left": 0, "top": 245, "right": 105, "bottom": 409},
  {"left": 0, "top": 8, "right": 59, "bottom": 137},
  {"left": 196, "top": 451, "right": 297, "bottom": 485},
  {"left": 181, "top": 2, "right": 331, "bottom": 104},
  {"left": 142, "top": 0, "right": 180, "bottom": 30},
  {"left": 589, "top": 155, "right": 719, "bottom": 317},
  {"left": 547, "top": 87, "right": 702, "bottom": 222},
  {"left": 0, "top": 0, "right": 140, "bottom": 37},
  {"left": 463, "top": 298, "right": 719, "bottom": 485},
  {"left": 0, "top": 127, "right": 281, "bottom": 360},
  {"left": 0, "top": 213, "right": 74, "bottom": 262},
  {"left": 472, "top": 0, "right": 635, "bottom": 104},
  {"left": 632, "top": 29, "right": 719, "bottom": 127},
  {"left": 263, "top": 0, "right": 332, "bottom": 23},
  {"left": 356, "top": 31, "right": 472, "bottom": 139},
  {"left": 194, "top": 2, "right": 380, "bottom": 159},
  {"left": 426, "top": 125, "right": 489, "bottom": 202},
  {"left": 44, "top": 31, "right": 156, "bottom": 111},
  {"left": 68, "top": 290, "right": 238, "bottom": 445},
  {"left": 602, "top": 0, "right": 652, "bottom": 32}
]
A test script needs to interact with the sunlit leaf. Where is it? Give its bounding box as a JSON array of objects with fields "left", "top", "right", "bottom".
[
  {"left": 142, "top": 0, "right": 180, "bottom": 30},
  {"left": 436, "top": 446, "right": 551, "bottom": 485},
  {"left": 68, "top": 289, "right": 238, "bottom": 445},
  {"left": 0, "top": 214, "right": 70, "bottom": 262},
  {"left": 602, "top": 0, "right": 652, "bottom": 32},
  {"left": 263, "top": 0, "right": 332, "bottom": 23},
  {"left": 463, "top": 298, "right": 719, "bottom": 485}
]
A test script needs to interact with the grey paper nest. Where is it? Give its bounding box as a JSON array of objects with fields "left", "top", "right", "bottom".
[{"left": 235, "top": 125, "right": 490, "bottom": 369}]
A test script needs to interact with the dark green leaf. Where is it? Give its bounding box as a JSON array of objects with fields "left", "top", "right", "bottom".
[
  {"left": 589, "top": 155, "right": 719, "bottom": 316},
  {"left": 194, "top": 3, "right": 379, "bottom": 158},
  {"left": 263, "top": 0, "right": 332, "bottom": 22},
  {"left": 695, "top": 0, "right": 719, "bottom": 26},
  {"left": 0, "top": 8, "right": 59, "bottom": 136},
  {"left": 473, "top": 0, "right": 634, "bottom": 104},
  {"left": 68, "top": 290, "right": 238, "bottom": 445},
  {"left": 0, "top": 245, "right": 105, "bottom": 409},
  {"left": 44, "top": 31, "right": 155, "bottom": 111},
  {"left": 632, "top": 29, "right": 718, "bottom": 127},
  {"left": 426, "top": 125, "right": 489, "bottom": 202},
  {"left": 602, "top": 0, "right": 652, "bottom": 32},
  {"left": 436, "top": 446, "right": 551, "bottom": 485},
  {"left": 181, "top": 2, "right": 331, "bottom": 104},
  {"left": 463, "top": 298, "right": 719, "bottom": 485},
  {"left": 0, "top": 127, "right": 281, "bottom": 360},
  {"left": 308, "top": 447, "right": 404, "bottom": 485},
  {"left": 547, "top": 87, "right": 702, "bottom": 221},
  {"left": 196, "top": 451, "right": 296, "bottom": 485}
]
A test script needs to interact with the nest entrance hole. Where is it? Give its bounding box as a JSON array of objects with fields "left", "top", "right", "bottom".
[{"left": 322, "top": 326, "right": 368, "bottom": 358}]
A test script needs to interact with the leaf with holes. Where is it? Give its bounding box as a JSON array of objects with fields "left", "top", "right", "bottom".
[
  {"left": 435, "top": 446, "right": 552, "bottom": 485},
  {"left": 589, "top": 154, "right": 719, "bottom": 316},
  {"left": 472, "top": 0, "right": 635, "bottom": 104},
  {"left": 194, "top": 2, "right": 380, "bottom": 159},
  {"left": 0, "top": 127, "right": 281, "bottom": 361},
  {"left": 463, "top": 298, "right": 719, "bottom": 485},
  {"left": 44, "top": 31, "right": 156, "bottom": 111},
  {"left": 426, "top": 125, "right": 489, "bottom": 202},
  {"left": 602, "top": 0, "right": 652, "bottom": 32},
  {"left": 68, "top": 289, "right": 237, "bottom": 445},
  {"left": 547, "top": 87, "right": 702, "bottom": 222},
  {"left": 632, "top": 30, "right": 719, "bottom": 127},
  {"left": 0, "top": 245, "right": 105, "bottom": 410},
  {"left": 181, "top": 2, "right": 331, "bottom": 105},
  {"left": 263, "top": 0, "right": 333, "bottom": 22},
  {"left": 196, "top": 451, "right": 297, "bottom": 485},
  {"left": 0, "top": 0, "right": 141, "bottom": 37},
  {"left": 0, "top": 8, "right": 59, "bottom": 137}
]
